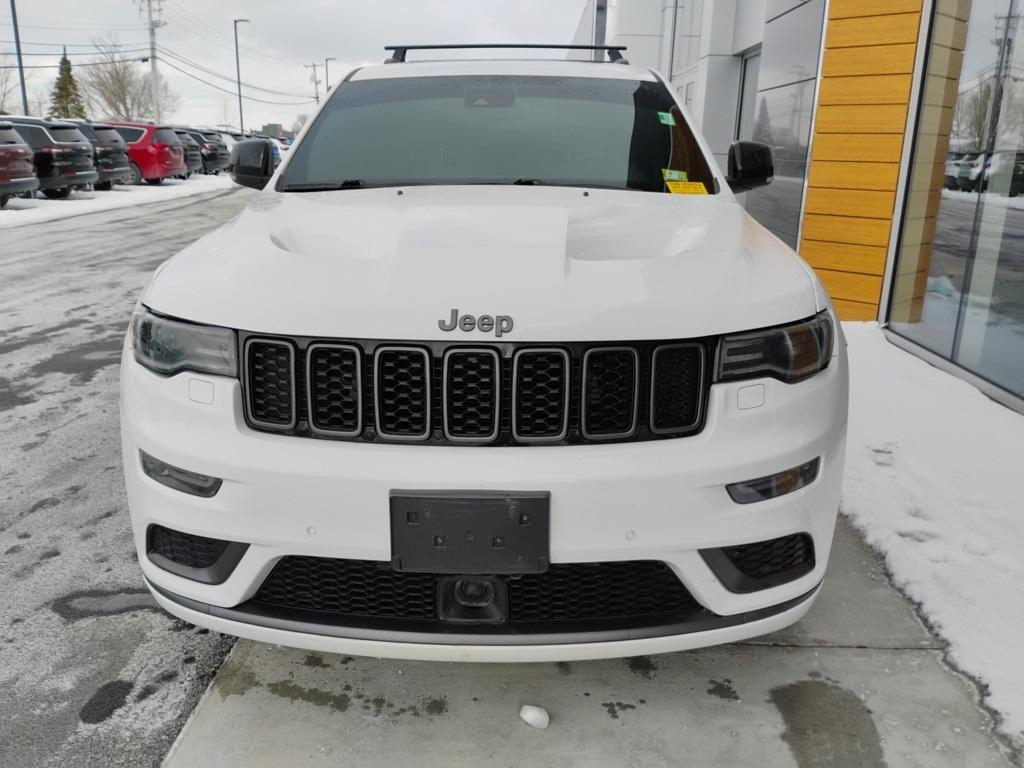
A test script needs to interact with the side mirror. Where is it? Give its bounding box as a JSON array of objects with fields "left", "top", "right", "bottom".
[
  {"left": 726, "top": 141, "right": 774, "bottom": 192},
  {"left": 230, "top": 138, "right": 275, "bottom": 190}
]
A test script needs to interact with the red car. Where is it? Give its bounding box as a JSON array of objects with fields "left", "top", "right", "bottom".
[{"left": 107, "top": 121, "right": 186, "bottom": 185}]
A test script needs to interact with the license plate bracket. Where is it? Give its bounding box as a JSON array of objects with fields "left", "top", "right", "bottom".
[{"left": 390, "top": 490, "right": 550, "bottom": 574}]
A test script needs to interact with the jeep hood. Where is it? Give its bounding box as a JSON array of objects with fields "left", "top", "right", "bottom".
[{"left": 144, "top": 185, "right": 819, "bottom": 341}]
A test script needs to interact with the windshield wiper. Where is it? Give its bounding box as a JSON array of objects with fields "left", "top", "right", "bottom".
[
  {"left": 511, "top": 178, "right": 546, "bottom": 185},
  {"left": 281, "top": 180, "right": 366, "bottom": 191}
]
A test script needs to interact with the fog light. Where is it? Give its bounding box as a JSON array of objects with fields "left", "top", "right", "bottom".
[
  {"left": 726, "top": 458, "right": 819, "bottom": 504},
  {"left": 140, "top": 451, "right": 222, "bottom": 497}
]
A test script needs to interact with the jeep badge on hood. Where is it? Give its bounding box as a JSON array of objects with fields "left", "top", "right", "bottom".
[{"left": 438, "top": 308, "right": 514, "bottom": 337}]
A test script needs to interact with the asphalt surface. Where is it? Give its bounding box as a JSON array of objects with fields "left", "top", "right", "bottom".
[{"left": 0, "top": 187, "right": 253, "bottom": 768}]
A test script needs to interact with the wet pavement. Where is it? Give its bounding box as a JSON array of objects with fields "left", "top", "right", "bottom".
[
  {"left": 0, "top": 187, "right": 253, "bottom": 768},
  {"left": 164, "top": 519, "right": 1019, "bottom": 768}
]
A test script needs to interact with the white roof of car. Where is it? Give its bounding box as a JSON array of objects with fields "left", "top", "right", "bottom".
[{"left": 350, "top": 58, "right": 658, "bottom": 82}]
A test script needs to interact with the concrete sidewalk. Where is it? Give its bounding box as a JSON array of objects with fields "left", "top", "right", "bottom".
[{"left": 163, "top": 518, "right": 1017, "bottom": 767}]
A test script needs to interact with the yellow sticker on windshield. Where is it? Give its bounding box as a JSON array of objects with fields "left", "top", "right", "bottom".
[{"left": 667, "top": 181, "right": 708, "bottom": 195}]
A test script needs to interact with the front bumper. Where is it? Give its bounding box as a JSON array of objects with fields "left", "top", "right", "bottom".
[{"left": 121, "top": 340, "right": 848, "bottom": 661}]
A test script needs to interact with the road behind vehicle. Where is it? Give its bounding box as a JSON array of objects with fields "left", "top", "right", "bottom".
[
  {"left": 0, "top": 120, "right": 39, "bottom": 208},
  {"left": 68, "top": 120, "right": 132, "bottom": 190},
  {"left": 174, "top": 130, "right": 204, "bottom": 178},
  {"left": 109, "top": 122, "right": 186, "bottom": 185},
  {"left": 6, "top": 117, "right": 98, "bottom": 199}
]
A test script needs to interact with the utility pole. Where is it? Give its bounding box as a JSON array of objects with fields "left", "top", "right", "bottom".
[
  {"left": 9, "top": 0, "right": 29, "bottom": 114},
  {"left": 233, "top": 18, "right": 250, "bottom": 132},
  {"left": 324, "top": 57, "right": 336, "bottom": 91},
  {"left": 305, "top": 63, "right": 321, "bottom": 105},
  {"left": 136, "top": 0, "right": 166, "bottom": 122}
]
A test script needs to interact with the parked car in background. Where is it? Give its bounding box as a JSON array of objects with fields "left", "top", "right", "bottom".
[
  {"left": 956, "top": 152, "right": 985, "bottom": 191},
  {"left": 944, "top": 152, "right": 964, "bottom": 190},
  {"left": 982, "top": 150, "right": 1024, "bottom": 197},
  {"left": 6, "top": 116, "right": 97, "bottom": 198},
  {"left": 174, "top": 130, "right": 204, "bottom": 178},
  {"left": 108, "top": 121, "right": 186, "bottom": 185},
  {"left": 0, "top": 120, "right": 39, "bottom": 207},
  {"left": 181, "top": 128, "right": 230, "bottom": 174},
  {"left": 68, "top": 120, "right": 132, "bottom": 190}
]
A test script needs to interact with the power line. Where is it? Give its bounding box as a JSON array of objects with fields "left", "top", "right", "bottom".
[
  {"left": 0, "top": 47, "right": 150, "bottom": 57},
  {"left": 161, "top": 0, "right": 304, "bottom": 66},
  {"left": 157, "top": 55, "right": 316, "bottom": 105},
  {"left": 157, "top": 45, "right": 307, "bottom": 97},
  {"left": 0, "top": 56, "right": 148, "bottom": 70},
  {"left": 0, "top": 17, "right": 145, "bottom": 32},
  {"left": 0, "top": 39, "right": 149, "bottom": 47}
]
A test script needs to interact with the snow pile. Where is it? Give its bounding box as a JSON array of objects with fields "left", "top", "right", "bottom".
[
  {"left": 842, "top": 322, "right": 1024, "bottom": 747},
  {"left": 0, "top": 173, "right": 234, "bottom": 230}
]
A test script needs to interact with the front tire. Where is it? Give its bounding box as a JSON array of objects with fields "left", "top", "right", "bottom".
[
  {"left": 42, "top": 187, "right": 71, "bottom": 199},
  {"left": 145, "top": 177, "right": 164, "bottom": 186},
  {"left": 0, "top": 194, "right": 8, "bottom": 209},
  {"left": 129, "top": 163, "right": 143, "bottom": 186},
  {"left": 95, "top": 180, "right": 113, "bottom": 191}
]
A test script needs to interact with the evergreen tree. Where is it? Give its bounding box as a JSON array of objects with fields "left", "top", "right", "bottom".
[{"left": 48, "top": 51, "right": 87, "bottom": 119}]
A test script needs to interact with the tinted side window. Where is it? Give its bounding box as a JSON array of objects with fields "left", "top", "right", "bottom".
[
  {"left": 153, "top": 128, "right": 181, "bottom": 145},
  {"left": 0, "top": 127, "right": 26, "bottom": 144},
  {"left": 92, "top": 127, "right": 125, "bottom": 146},
  {"left": 115, "top": 127, "right": 146, "bottom": 143},
  {"left": 75, "top": 123, "right": 97, "bottom": 141},
  {"left": 48, "top": 126, "right": 88, "bottom": 143},
  {"left": 12, "top": 125, "right": 48, "bottom": 147}
]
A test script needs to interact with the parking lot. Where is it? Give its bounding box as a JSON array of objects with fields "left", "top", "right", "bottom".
[{"left": 0, "top": 189, "right": 1018, "bottom": 767}]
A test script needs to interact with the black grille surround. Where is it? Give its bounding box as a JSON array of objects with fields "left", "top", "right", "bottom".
[
  {"left": 248, "top": 556, "right": 708, "bottom": 635},
  {"left": 240, "top": 333, "right": 710, "bottom": 446},
  {"left": 700, "top": 533, "right": 816, "bottom": 594}
]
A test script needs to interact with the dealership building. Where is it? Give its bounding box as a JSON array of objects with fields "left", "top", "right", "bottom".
[{"left": 575, "top": 0, "right": 1023, "bottom": 412}]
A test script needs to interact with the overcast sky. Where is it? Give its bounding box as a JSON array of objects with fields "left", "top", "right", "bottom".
[{"left": 1, "top": 0, "right": 588, "bottom": 130}]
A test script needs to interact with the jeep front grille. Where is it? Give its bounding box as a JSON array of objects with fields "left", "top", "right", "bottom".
[{"left": 241, "top": 336, "right": 708, "bottom": 446}]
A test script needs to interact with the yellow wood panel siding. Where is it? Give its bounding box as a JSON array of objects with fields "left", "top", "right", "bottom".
[
  {"left": 800, "top": 241, "right": 889, "bottom": 275},
  {"left": 832, "top": 298, "right": 880, "bottom": 320},
  {"left": 829, "top": 0, "right": 923, "bottom": 18},
  {"left": 815, "top": 104, "right": 908, "bottom": 133},
  {"left": 818, "top": 74, "right": 913, "bottom": 105},
  {"left": 816, "top": 269, "right": 885, "bottom": 304},
  {"left": 804, "top": 187, "right": 896, "bottom": 219},
  {"left": 803, "top": 214, "right": 893, "bottom": 247},
  {"left": 808, "top": 161, "right": 900, "bottom": 190},
  {"left": 822, "top": 44, "right": 917, "bottom": 77},
  {"left": 826, "top": 13, "right": 921, "bottom": 48},
  {"left": 811, "top": 133, "right": 904, "bottom": 163}
]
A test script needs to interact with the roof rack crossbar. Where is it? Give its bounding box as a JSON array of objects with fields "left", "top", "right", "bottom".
[{"left": 383, "top": 44, "right": 628, "bottom": 64}]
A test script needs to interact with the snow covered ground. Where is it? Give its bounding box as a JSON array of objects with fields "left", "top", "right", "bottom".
[
  {"left": 842, "top": 322, "right": 1024, "bottom": 748},
  {"left": 0, "top": 174, "right": 235, "bottom": 230}
]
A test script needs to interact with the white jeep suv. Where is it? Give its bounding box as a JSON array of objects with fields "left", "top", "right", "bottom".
[{"left": 121, "top": 45, "right": 848, "bottom": 662}]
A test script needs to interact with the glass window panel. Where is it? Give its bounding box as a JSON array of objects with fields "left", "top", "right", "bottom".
[
  {"left": 737, "top": 52, "right": 761, "bottom": 141},
  {"left": 888, "top": 0, "right": 1024, "bottom": 399}
]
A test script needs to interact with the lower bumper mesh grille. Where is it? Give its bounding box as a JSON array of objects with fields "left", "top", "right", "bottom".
[
  {"left": 249, "top": 557, "right": 706, "bottom": 633},
  {"left": 148, "top": 525, "right": 229, "bottom": 569},
  {"left": 723, "top": 533, "right": 814, "bottom": 579}
]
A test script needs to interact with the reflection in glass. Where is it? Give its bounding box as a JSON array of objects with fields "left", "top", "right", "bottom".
[{"left": 888, "top": 0, "right": 1024, "bottom": 399}]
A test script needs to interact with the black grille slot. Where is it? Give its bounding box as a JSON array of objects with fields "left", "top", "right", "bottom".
[
  {"left": 148, "top": 525, "right": 229, "bottom": 569},
  {"left": 307, "top": 344, "right": 361, "bottom": 436},
  {"left": 444, "top": 349, "right": 499, "bottom": 441},
  {"left": 245, "top": 339, "right": 295, "bottom": 428},
  {"left": 650, "top": 344, "right": 704, "bottom": 433},
  {"left": 250, "top": 557, "right": 703, "bottom": 630},
  {"left": 582, "top": 348, "right": 638, "bottom": 438},
  {"left": 375, "top": 347, "right": 431, "bottom": 439},
  {"left": 724, "top": 534, "right": 814, "bottom": 580},
  {"left": 513, "top": 349, "right": 569, "bottom": 441}
]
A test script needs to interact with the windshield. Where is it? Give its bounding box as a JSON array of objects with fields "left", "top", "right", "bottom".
[{"left": 280, "top": 75, "right": 717, "bottom": 194}]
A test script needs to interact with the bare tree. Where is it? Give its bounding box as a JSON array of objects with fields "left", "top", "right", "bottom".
[
  {"left": 291, "top": 114, "right": 309, "bottom": 134},
  {"left": 79, "top": 37, "right": 180, "bottom": 121},
  {"left": 0, "top": 54, "right": 33, "bottom": 114}
]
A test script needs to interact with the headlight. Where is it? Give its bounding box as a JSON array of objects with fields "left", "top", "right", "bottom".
[
  {"left": 131, "top": 306, "right": 237, "bottom": 377},
  {"left": 717, "top": 311, "right": 833, "bottom": 383}
]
